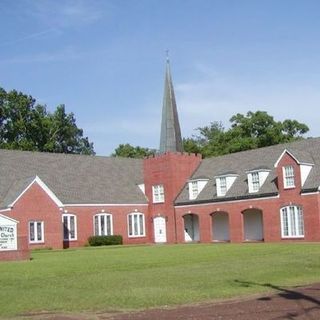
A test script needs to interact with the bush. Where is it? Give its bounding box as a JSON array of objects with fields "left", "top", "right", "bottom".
[{"left": 88, "top": 235, "right": 123, "bottom": 246}]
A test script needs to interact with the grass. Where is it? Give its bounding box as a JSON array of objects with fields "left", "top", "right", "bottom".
[{"left": 1, "top": 243, "right": 320, "bottom": 317}]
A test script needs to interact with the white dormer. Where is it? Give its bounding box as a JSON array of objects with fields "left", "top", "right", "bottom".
[
  {"left": 188, "top": 179, "right": 209, "bottom": 200},
  {"left": 300, "top": 164, "right": 313, "bottom": 186},
  {"left": 274, "top": 149, "right": 314, "bottom": 187},
  {"left": 247, "top": 168, "right": 270, "bottom": 193},
  {"left": 215, "top": 173, "right": 238, "bottom": 197}
]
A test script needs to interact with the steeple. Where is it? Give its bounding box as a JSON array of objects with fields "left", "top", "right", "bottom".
[{"left": 159, "top": 55, "right": 183, "bottom": 153}]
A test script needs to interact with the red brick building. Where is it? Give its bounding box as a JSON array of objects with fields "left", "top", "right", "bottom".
[{"left": 1, "top": 60, "right": 320, "bottom": 249}]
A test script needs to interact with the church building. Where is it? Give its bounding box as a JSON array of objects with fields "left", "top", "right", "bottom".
[{"left": 1, "top": 60, "right": 320, "bottom": 249}]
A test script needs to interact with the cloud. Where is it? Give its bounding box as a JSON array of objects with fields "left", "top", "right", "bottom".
[{"left": 174, "top": 66, "right": 320, "bottom": 139}]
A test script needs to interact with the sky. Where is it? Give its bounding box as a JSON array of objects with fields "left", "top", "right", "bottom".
[{"left": 1, "top": 0, "right": 320, "bottom": 156}]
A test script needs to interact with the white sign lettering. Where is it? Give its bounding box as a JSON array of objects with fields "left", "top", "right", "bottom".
[{"left": 0, "top": 216, "right": 18, "bottom": 251}]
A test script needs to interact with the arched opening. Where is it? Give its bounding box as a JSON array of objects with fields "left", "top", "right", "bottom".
[
  {"left": 183, "top": 214, "right": 200, "bottom": 242},
  {"left": 212, "top": 211, "right": 230, "bottom": 242},
  {"left": 242, "top": 209, "right": 264, "bottom": 241}
]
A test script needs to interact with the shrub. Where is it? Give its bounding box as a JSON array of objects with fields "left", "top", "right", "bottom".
[{"left": 88, "top": 235, "right": 123, "bottom": 246}]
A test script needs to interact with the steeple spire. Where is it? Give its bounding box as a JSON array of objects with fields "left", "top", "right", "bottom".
[{"left": 159, "top": 55, "right": 183, "bottom": 153}]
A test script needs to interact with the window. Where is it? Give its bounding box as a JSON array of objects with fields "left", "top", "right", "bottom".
[
  {"left": 219, "top": 177, "right": 227, "bottom": 196},
  {"left": 152, "top": 184, "right": 165, "bottom": 203},
  {"left": 128, "top": 212, "right": 145, "bottom": 237},
  {"left": 191, "top": 181, "right": 199, "bottom": 199},
  {"left": 283, "top": 165, "right": 295, "bottom": 188},
  {"left": 63, "top": 214, "right": 77, "bottom": 241},
  {"left": 280, "top": 206, "right": 304, "bottom": 238},
  {"left": 251, "top": 172, "right": 260, "bottom": 192},
  {"left": 29, "top": 221, "right": 44, "bottom": 243},
  {"left": 189, "top": 179, "right": 209, "bottom": 200},
  {"left": 94, "top": 213, "right": 113, "bottom": 236}
]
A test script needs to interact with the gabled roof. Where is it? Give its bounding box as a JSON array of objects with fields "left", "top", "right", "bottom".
[
  {"left": 0, "top": 149, "right": 147, "bottom": 208},
  {"left": 175, "top": 138, "right": 320, "bottom": 205}
]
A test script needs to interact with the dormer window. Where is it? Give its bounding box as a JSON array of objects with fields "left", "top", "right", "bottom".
[
  {"left": 247, "top": 168, "right": 270, "bottom": 193},
  {"left": 215, "top": 173, "right": 238, "bottom": 197},
  {"left": 191, "top": 181, "right": 199, "bottom": 199},
  {"left": 283, "top": 165, "right": 295, "bottom": 188},
  {"left": 188, "top": 179, "right": 209, "bottom": 200},
  {"left": 218, "top": 177, "right": 227, "bottom": 196},
  {"left": 152, "top": 184, "right": 165, "bottom": 203},
  {"left": 251, "top": 172, "right": 260, "bottom": 192}
]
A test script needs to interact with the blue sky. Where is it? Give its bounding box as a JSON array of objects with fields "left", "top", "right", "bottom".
[{"left": 1, "top": 0, "right": 320, "bottom": 155}]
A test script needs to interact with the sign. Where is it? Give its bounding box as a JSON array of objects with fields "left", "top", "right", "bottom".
[{"left": 0, "top": 215, "right": 18, "bottom": 251}]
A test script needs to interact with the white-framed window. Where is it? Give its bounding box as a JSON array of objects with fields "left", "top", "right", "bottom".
[
  {"left": 283, "top": 165, "right": 295, "bottom": 188},
  {"left": 251, "top": 172, "right": 260, "bottom": 192},
  {"left": 219, "top": 177, "right": 227, "bottom": 196},
  {"left": 128, "top": 212, "right": 145, "bottom": 237},
  {"left": 62, "top": 214, "right": 77, "bottom": 241},
  {"left": 94, "top": 213, "right": 113, "bottom": 236},
  {"left": 191, "top": 181, "right": 199, "bottom": 199},
  {"left": 29, "top": 221, "right": 44, "bottom": 243},
  {"left": 152, "top": 184, "right": 165, "bottom": 203},
  {"left": 280, "top": 206, "right": 304, "bottom": 238}
]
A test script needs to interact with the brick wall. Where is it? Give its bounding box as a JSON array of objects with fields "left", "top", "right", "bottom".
[{"left": 144, "top": 152, "right": 202, "bottom": 243}]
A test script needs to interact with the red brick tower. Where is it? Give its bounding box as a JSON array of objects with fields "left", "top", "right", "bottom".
[{"left": 144, "top": 57, "right": 201, "bottom": 243}]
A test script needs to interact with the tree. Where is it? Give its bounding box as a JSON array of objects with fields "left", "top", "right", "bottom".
[
  {"left": 112, "top": 143, "right": 155, "bottom": 158},
  {"left": 0, "top": 87, "right": 94, "bottom": 155},
  {"left": 184, "top": 111, "right": 309, "bottom": 158}
]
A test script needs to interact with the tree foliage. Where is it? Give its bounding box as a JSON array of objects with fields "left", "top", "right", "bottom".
[
  {"left": 0, "top": 87, "right": 94, "bottom": 154},
  {"left": 112, "top": 143, "right": 155, "bottom": 158},
  {"left": 184, "top": 111, "right": 309, "bottom": 158}
]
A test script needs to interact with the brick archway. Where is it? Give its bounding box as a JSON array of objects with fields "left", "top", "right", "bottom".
[
  {"left": 211, "top": 211, "right": 230, "bottom": 242},
  {"left": 183, "top": 214, "right": 200, "bottom": 242},
  {"left": 242, "top": 208, "right": 264, "bottom": 241}
]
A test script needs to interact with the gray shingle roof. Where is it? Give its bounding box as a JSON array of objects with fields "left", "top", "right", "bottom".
[
  {"left": 0, "top": 150, "right": 147, "bottom": 208},
  {"left": 175, "top": 138, "right": 320, "bottom": 205}
]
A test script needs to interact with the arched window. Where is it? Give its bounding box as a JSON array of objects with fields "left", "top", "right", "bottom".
[
  {"left": 280, "top": 206, "right": 304, "bottom": 238},
  {"left": 94, "top": 213, "right": 113, "bottom": 236},
  {"left": 128, "top": 212, "right": 145, "bottom": 237}
]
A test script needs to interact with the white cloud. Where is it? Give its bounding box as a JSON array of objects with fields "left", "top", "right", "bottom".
[{"left": 175, "top": 67, "right": 320, "bottom": 139}]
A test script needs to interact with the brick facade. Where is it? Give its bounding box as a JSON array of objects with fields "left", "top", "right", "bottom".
[{"left": 2, "top": 149, "right": 320, "bottom": 250}]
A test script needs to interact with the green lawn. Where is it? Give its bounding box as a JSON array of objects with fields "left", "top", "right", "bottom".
[{"left": 1, "top": 243, "right": 320, "bottom": 317}]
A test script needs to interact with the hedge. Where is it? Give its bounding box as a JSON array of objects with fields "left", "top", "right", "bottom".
[{"left": 88, "top": 235, "right": 123, "bottom": 246}]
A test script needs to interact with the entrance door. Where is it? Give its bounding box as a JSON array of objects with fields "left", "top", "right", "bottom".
[{"left": 154, "top": 216, "right": 167, "bottom": 243}]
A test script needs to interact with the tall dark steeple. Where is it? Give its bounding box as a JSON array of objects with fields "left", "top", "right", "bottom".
[{"left": 159, "top": 55, "right": 183, "bottom": 153}]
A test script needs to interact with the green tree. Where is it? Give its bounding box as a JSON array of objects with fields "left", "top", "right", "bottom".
[
  {"left": 112, "top": 143, "right": 155, "bottom": 158},
  {"left": 184, "top": 111, "right": 309, "bottom": 158},
  {"left": 0, "top": 87, "right": 94, "bottom": 155}
]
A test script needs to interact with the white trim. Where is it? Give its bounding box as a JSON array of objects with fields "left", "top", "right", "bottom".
[
  {"left": 0, "top": 213, "right": 18, "bottom": 223},
  {"left": 301, "top": 191, "right": 320, "bottom": 196},
  {"left": 9, "top": 176, "right": 63, "bottom": 208},
  {"left": 152, "top": 184, "right": 165, "bottom": 203},
  {"left": 175, "top": 195, "right": 280, "bottom": 209},
  {"left": 127, "top": 212, "right": 146, "bottom": 238},
  {"left": 93, "top": 213, "right": 113, "bottom": 236},
  {"left": 29, "top": 220, "right": 44, "bottom": 244},
  {"left": 274, "top": 149, "right": 314, "bottom": 168},
  {"left": 63, "top": 203, "right": 148, "bottom": 207},
  {"left": 280, "top": 206, "right": 304, "bottom": 238},
  {"left": 283, "top": 165, "right": 295, "bottom": 189},
  {"left": 62, "top": 214, "right": 77, "bottom": 241},
  {"left": 0, "top": 208, "right": 13, "bottom": 213}
]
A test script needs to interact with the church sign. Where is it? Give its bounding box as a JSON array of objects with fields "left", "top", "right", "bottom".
[{"left": 0, "top": 214, "right": 18, "bottom": 251}]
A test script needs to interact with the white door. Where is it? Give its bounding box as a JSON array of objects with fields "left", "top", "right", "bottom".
[{"left": 154, "top": 217, "right": 167, "bottom": 243}]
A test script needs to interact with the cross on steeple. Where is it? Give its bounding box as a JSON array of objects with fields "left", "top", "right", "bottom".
[{"left": 159, "top": 54, "right": 183, "bottom": 153}]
